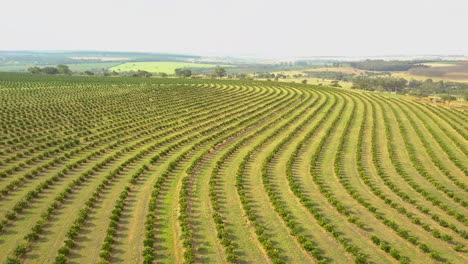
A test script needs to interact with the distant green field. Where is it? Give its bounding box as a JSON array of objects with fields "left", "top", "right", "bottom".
[
  {"left": 0, "top": 65, "right": 32, "bottom": 72},
  {"left": 66, "top": 62, "right": 122, "bottom": 71},
  {"left": 110, "top": 61, "right": 231, "bottom": 74},
  {"left": 0, "top": 62, "right": 121, "bottom": 72}
]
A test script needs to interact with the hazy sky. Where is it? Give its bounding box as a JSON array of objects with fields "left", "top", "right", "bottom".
[{"left": 1, "top": 0, "right": 467, "bottom": 56}]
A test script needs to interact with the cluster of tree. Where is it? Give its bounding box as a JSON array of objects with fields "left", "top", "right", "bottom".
[
  {"left": 228, "top": 73, "right": 250, "bottom": 79},
  {"left": 213, "top": 67, "right": 226, "bottom": 78},
  {"left": 405, "top": 79, "right": 468, "bottom": 97},
  {"left": 174, "top": 68, "right": 192, "bottom": 77},
  {"left": 173, "top": 67, "right": 227, "bottom": 78},
  {"left": 276, "top": 73, "right": 287, "bottom": 79},
  {"left": 352, "top": 76, "right": 408, "bottom": 92},
  {"left": 255, "top": 73, "right": 276, "bottom": 78},
  {"left": 439, "top": 94, "right": 457, "bottom": 102},
  {"left": 352, "top": 76, "right": 468, "bottom": 97},
  {"left": 350, "top": 60, "right": 427, "bottom": 71},
  {"left": 103, "top": 71, "right": 120, "bottom": 76},
  {"left": 94, "top": 69, "right": 153, "bottom": 77},
  {"left": 305, "top": 71, "right": 354, "bottom": 81},
  {"left": 254, "top": 73, "right": 287, "bottom": 79},
  {"left": 330, "top": 80, "right": 341, "bottom": 87},
  {"left": 131, "top": 70, "right": 152, "bottom": 77},
  {"left": 27, "top": 65, "right": 72, "bottom": 75},
  {"left": 97, "top": 70, "right": 169, "bottom": 77}
]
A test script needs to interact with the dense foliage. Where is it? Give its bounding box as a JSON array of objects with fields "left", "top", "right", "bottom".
[
  {"left": 350, "top": 60, "right": 427, "bottom": 71},
  {"left": 304, "top": 71, "right": 355, "bottom": 81},
  {"left": 352, "top": 76, "right": 468, "bottom": 97},
  {"left": 27, "top": 65, "right": 72, "bottom": 75}
]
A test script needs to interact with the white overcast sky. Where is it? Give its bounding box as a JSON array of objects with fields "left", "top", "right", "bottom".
[{"left": 1, "top": 0, "right": 467, "bottom": 56}]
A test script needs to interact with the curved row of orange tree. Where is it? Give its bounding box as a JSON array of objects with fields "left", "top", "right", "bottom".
[{"left": 0, "top": 73, "right": 466, "bottom": 264}]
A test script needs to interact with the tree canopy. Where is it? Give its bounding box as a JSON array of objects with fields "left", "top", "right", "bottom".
[
  {"left": 27, "top": 65, "right": 69, "bottom": 75},
  {"left": 214, "top": 67, "right": 227, "bottom": 78},
  {"left": 56, "top": 65, "right": 72, "bottom": 75},
  {"left": 352, "top": 76, "right": 467, "bottom": 97},
  {"left": 174, "top": 68, "right": 192, "bottom": 77}
]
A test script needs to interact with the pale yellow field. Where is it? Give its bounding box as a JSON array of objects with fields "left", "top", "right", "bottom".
[
  {"left": 420, "top": 62, "right": 458, "bottom": 67},
  {"left": 110, "top": 62, "right": 231, "bottom": 74}
]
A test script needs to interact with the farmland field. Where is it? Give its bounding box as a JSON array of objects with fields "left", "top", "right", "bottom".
[
  {"left": 0, "top": 73, "right": 467, "bottom": 264},
  {"left": 0, "top": 63, "right": 122, "bottom": 73},
  {"left": 420, "top": 62, "right": 460, "bottom": 67},
  {"left": 408, "top": 61, "right": 468, "bottom": 82},
  {"left": 109, "top": 62, "right": 231, "bottom": 74}
]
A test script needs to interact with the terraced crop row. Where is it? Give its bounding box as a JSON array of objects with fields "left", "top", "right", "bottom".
[{"left": 0, "top": 73, "right": 466, "bottom": 264}]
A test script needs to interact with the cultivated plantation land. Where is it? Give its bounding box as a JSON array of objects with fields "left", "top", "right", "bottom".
[{"left": 0, "top": 73, "right": 467, "bottom": 264}]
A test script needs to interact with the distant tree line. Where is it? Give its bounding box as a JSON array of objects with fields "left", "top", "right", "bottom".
[
  {"left": 277, "top": 60, "right": 340, "bottom": 67},
  {"left": 350, "top": 60, "right": 428, "bottom": 71},
  {"left": 352, "top": 76, "right": 408, "bottom": 92},
  {"left": 173, "top": 67, "right": 227, "bottom": 78},
  {"left": 305, "top": 71, "right": 355, "bottom": 82},
  {"left": 27, "top": 65, "right": 72, "bottom": 75},
  {"left": 404, "top": 79, "right": 468, "bottom": 97},
  {"left": 255, "top": 73, "right": 276, "bottom": 78},
  {"left": 131, "top": 70, "right": 152, "bottom": 77},
  {"left": 352, "top": 76, "right": 468, "bottom": 97},
  {"left": 253, "top": 73, "right": 287, "bottom": 79}
]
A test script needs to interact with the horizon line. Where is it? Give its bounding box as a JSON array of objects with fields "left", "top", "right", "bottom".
[{"left": 0, "top": 49, "right": 466, "bottom": 59}]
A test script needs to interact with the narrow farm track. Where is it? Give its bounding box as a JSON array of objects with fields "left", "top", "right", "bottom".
[{"left": 0, "top": 73, "right": 466, "bottom": 264}]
